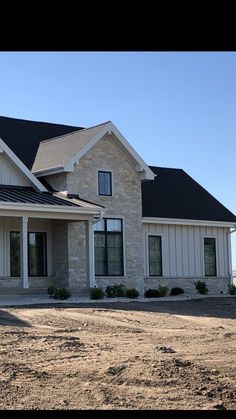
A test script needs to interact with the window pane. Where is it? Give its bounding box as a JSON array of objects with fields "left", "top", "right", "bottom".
[
  {"left": 148, "top": 236, "right": 162, "bottom": 276},
  {"left": 107, "top": 234, "right": 123, "bottom": 275},
  {"left": 28, "top": 233, "right": 47, "bottom": 276},
  {"left": 95, "top": 233, "right": 106, "bottom": 275},
  {"left": 204, "top": 238, "right": 216, "bottom": 276},
  {"left": 94, "top": 218, "right": 123, "bottom": 276},
  {"left": 94, "top": 219, "right": 105, "bottom": 231},
  {"left": 10, "top": 232, "right": 20, "bottom": 277},
  {"left": 107, "top": 219, "right": 122, "bottom": 232},
  {"left": 98, "top": 171, "right": 112, "bottom": 196}
]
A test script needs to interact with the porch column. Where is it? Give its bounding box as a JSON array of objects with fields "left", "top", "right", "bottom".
[
  {"left": 20, "top": 216, "right": 29, "bottom": 289},
  {"left": 87, "top": 219, "right": 96, "bottom": 288}
]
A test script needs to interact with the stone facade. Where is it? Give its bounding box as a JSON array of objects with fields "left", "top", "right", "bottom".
[
  {"left": 51, "top": 220, "right": 69, "bottom": 287},
  {"left": 47, "top": 133, "right": 145, "bottom": 293},
  {"left": 44, "top": 173, "right": 67, "bottom": 191},
  {"left": 68, "top": 221, "right": 88, "bottom": 289}
]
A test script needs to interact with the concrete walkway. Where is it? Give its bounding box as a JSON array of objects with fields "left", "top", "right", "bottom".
[{"left": 0, "top": 293, "right": 234, "bottom": 307}]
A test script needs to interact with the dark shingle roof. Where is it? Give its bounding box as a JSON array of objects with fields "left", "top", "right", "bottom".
[
  {"left": 0, "top": 185, "right": 96, "bottom": 208},
  {"left": 0, "top": 116, "right": 82, "bottom": 169},
  {"left": 142, "top": 166, "right": 236, "bottom": 223}
]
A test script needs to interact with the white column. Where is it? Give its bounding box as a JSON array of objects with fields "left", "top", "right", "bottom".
[
  {"left": 20, "top": 216, "right": 29, "bottom": 289},
  {"left": 87, "top": 219, "right": 96, "bottom": 288},
  {"left": 228, "top": 230, "right": 233, "bottom": 283}
]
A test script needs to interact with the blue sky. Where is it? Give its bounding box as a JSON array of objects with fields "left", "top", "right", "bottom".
[{"left": 1, "top": 51, "right": 236, "bottom": 268}]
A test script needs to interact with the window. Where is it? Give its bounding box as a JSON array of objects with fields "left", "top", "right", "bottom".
[
  {"left": 10, "top": 232, "right": 20, "bottom": 277},
  {"left": 98, "top": 171, "right": 112, "bottom": 196},
  {"left": 148, "top": 235, "right": 162, "bottom": 276},
  {"left": 204, "top": 237, "right": 217, "bottom": 276},
  {"left": 94, "top": 218, "right": 123, "bottom": 276},
  {"left": 10, "top": 232, "right": 47, "bottom": 277}
]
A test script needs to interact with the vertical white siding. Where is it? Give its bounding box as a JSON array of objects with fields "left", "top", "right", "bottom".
[
  {"left": 0, "top": 217, "right": 4, "bottom": 275},
  {"left": 182, "top": 226, "right": 189, "bottom": 276},
  {"left": 143, "top": 222, "right": 230, "bottom": 278},
  {"left": 175, "top": 225, "right": 183, "bottom": 276},
  {"left": 0, "top": 154, "right": 30, "bottom": 186},
  {"left": 162, "top": 225, "right": 170, "bottom": 276}
]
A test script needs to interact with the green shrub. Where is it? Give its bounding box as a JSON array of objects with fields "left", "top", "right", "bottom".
[
  {"left": 194, "top": 280, "right": 208, "bottom": 295},
  {"left": 47, "top": 285, "right": 70, "bottom": 300},
  {"left": 90, "top": 287, "right": 104, "bottom": 300},
  {"left": 47, "top": 285, "right": 57, "bottom": 298},
  {"left": 228, "top": 283, "right": 236, "bottom": 295},
  {"left": 54, "top": 287, "right": 71, "bottom": 300},
  {"left": 170, "top": 287, "right": 184, "bottom": 296},
  {"left": 144, "top": 289, "right": 160, "bottom": 298},
  {"left": 125, "top": 288, "right": 139, "bottom": 299},
  {"left": 158, "top": 285, "right": 169, "bottom": 297},
  {"left": 105, "top": 283, "right": 126, "bottom": 298}
]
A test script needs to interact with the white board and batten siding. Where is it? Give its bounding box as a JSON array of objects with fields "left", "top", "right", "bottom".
[
  {"left": 0, "top": 153, "right": 30, "bottom": 186},
  {"left": 143, "top": 223, "right": 230, "bottom": 278}
]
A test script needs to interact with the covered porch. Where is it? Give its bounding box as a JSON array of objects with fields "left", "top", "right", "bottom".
[{"left": 0, "top": 186, "right": 102, "bottom": 294}]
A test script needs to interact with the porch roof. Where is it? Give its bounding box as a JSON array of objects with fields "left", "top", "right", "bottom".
[{"left": 0, "top": 185, "right": 101, "bottom": 209}]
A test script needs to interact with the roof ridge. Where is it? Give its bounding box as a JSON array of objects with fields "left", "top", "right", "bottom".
[
  {"left": 149, "top": 165, "right": 184, "bottom": 171},
  {"left": 39, "top": 121, "right": 111, "bottom": 144}
]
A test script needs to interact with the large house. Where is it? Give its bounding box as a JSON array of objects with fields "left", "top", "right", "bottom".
[{"left": 0, "top": 116, "right": 235, "bottom": 296}]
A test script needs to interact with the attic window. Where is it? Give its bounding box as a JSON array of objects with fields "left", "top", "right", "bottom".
[{"left": 98, "top": 171, "right": 112, "bottom": 196}]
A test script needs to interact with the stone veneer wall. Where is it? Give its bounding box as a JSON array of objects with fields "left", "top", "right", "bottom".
[
  {"left": 44, "top": 173, "right": 67, "bottom": 191},
  {"left": 65, "top": 133, "right": 145, "bottom": 293},
  {"left": 51, "top": 220, "right": 69, "bottom": 287},
  {"left": 68, "top": 221, "right": 88, "bottom": 289}
]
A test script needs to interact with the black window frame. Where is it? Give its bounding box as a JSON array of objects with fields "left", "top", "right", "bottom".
[
  {"left": 148, "top": 235, "right": 163, "bottom": 277},
  {"left": 94, "top": 218, "right": 123, "bottom": 276},
  {"left": 98, "top": 171, "right": 112, "bottom": 196},
  {"left": 10, "top": 231, "right": 48, "bottom": 277},
  {"left": 204, "top": 237, "right": 217, "bottom": 277}
]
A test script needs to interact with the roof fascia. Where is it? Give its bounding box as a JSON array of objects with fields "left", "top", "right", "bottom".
[
  {"left": 0, "top": 138, "right": 47, "bottom": 192},
  {"left": 142, "top": 216, "right": 236, "bottom": 228}
]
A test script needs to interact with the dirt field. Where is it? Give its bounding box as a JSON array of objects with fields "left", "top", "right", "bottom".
[{"left": 0, "top": 297, "right": 236, "bottom": 410}]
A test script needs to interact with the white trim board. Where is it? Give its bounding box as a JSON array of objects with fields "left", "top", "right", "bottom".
[
  {"left": 0, "top": 137, "right": 47, "bottom": 192},
  {"left": 142, "top": 217, "right": 236, "bottom": 228}
]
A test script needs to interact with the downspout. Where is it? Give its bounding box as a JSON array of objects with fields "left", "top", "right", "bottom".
[
  {"left": 227, "top": 227, "right": 236, "bottom": 284},
  {"left": 90, "top": 209, "right": 104, "bottom": 288}
]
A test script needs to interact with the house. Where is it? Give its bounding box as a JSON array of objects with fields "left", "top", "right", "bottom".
[{"left": 0, "top": 115, "right": 236, "bottom": 296}]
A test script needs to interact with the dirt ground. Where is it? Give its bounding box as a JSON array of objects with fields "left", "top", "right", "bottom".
[{"left": 0, "top": 297, "right": 236, "bottom": 410}]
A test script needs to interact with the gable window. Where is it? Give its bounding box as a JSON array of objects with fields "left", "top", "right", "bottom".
[
  {"left": 94, "top": 218, "right": 123, "bottom": 276},
  {"left": 148, "top": 235, "right": 162, "bottom": 276},
  {"left": 98, "top": 171, "right": 112, "bottom": 196},
  {"left": 10, "top": 232, "right": 47, "bottom": 277},
  {"left": 204, "top": 237, "right": 217, "bottom": 276}
]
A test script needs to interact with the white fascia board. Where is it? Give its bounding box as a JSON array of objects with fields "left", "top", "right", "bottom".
[
  {"left": 0, "top": 138, "right": 47, "bottom": 192},
  {"left": 0, "top": 201, "right": 102, "bottom": 214},
  {"left": 0, "top": 209, "right": 98, "bottom": 221},
  {"left": 63, "top": 122, "right": 155, "bottom": 180},
  {"left": 32, "top": 165, "right": 65, "bottom": 176},
  {"left": 142, "top": 217, "right": 236, "bottom": 228},
  {"left": 0, "top": 204, "right": 102, "bottom": 221}
]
